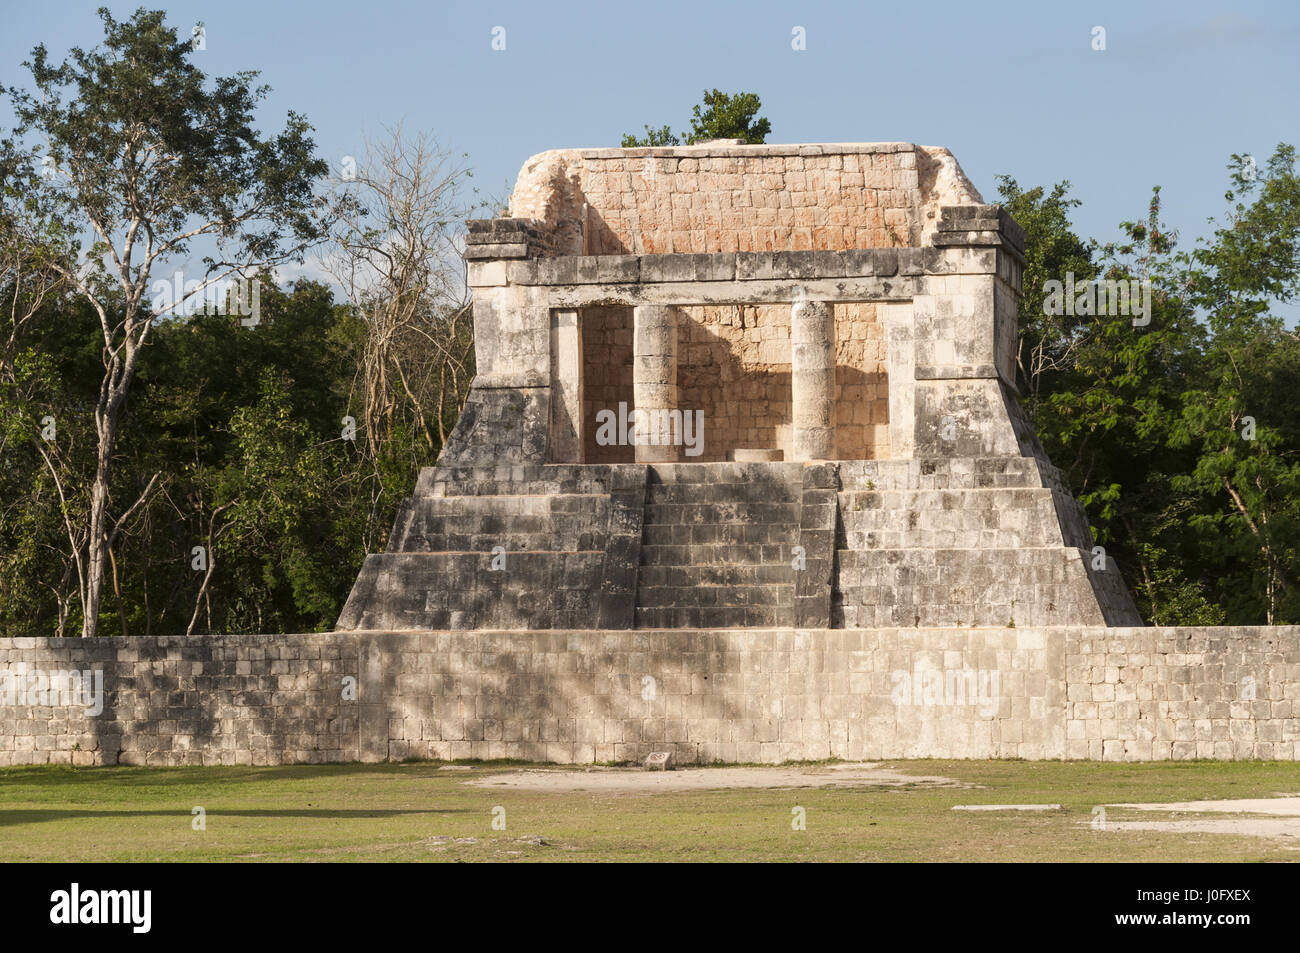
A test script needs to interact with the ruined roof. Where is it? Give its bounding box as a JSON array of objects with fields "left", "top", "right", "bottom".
[{"left": 508, "top": 142, "right": 984, "bottom": 256}]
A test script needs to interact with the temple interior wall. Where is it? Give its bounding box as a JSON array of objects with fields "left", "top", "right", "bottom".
[{"left": 580, "top": 302, "right": 891, "bottom": 462}]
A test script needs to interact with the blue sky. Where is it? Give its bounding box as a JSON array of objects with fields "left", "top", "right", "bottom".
[{"left": 3, "top": 0, "right": 1298, "bottom": 275}]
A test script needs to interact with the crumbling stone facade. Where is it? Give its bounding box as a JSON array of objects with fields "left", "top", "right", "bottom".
[{"left": 340, "top": 141, "right": 1142, "bottom": 632}]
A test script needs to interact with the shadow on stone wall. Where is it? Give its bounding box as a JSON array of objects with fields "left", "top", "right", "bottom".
[
  {"left": 379, "top": 631, "right": 829, "bottom": 765},
  {"left": 8, "top": 625, "right": 1300, "bottom": 767},
  {"left": 581, "top": 304, "right": 889, "bottom": 464}
]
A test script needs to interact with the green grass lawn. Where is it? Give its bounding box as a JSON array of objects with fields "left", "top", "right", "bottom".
[{"left": 2, "top": 759, "right": 1298, "bottom": 862}]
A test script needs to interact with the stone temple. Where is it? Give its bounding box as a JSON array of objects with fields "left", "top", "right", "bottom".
[
  {"left": 338, "top": 141, "right": 1142, "bottom": 633},
  {"left": 8, "top": 145, "right": 1299, "bottom": 767}
]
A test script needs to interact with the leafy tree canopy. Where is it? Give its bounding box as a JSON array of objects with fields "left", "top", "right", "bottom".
[{"left": 621, "top": 89, "right": 771, "bottom": 147}]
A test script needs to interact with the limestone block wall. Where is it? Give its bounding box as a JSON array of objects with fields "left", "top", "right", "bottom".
[
  {"left": 677, "top": 304, "right": 792, "bottom": 461},
  {"left": 833, "top": 303, "right": 891, "bottom": 459},
  {"left": 458, "top": 231, "right": 1018, "bottom": 468},
  {"left": 581, "top": 302, "right": 889, "bottom": 463},
  {"left": 832, "top": 457, "right": 1141, "bottom": 628},
  {"left": 1065, "top": 627, "right": 1300, "bottom": 760},
  {"left": 338, "top": 465, "right": 633, "bottom": 631},
  {"left": 378, "top": 628, "right": 1058, "bottom": 763},
  {"left": 342, "top": 450, "right": 1136, "bottom": 634},
  {"left": 0, "top": 634, "right": 365, "bottom": 766},
  {"left": 509, "top": 143, "right": 985, "bottom": 256},
  {"left": 3, "top": 626, "right": 1297, "bottom": 766}
]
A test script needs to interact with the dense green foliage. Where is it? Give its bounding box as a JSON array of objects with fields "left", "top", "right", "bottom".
[
  {"left": 1000, "top": 144, "right": 1300, "bottom": 625},
  {"left": 0, "top": 278, "right": 471, "bottom": 636},
  {"left": 1, "top": 7, "right": 329, "bottom": 636},
  {"left": 1, "top": 9, "right": 472, "bottom": 637}
]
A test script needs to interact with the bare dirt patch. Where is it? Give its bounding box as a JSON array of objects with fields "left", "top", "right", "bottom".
[
  {"left": 464, "top": 761, "right": 967, "bottom": 794},
  {"left": 1101, "top": 795, "right": 1300, "bottom": 842},
  {"left": 1110, "top": 795, "right": 1300, "bottom": 815}
]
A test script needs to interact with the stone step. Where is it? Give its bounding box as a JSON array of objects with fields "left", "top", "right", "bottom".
[
  {"left": 337, "top": 549, "right": 607, "bottom": 631},
  {"left": 397, "top": 508, "right": 608, "bottom": 531},
  {"left": 836, "top": 457, "right": 1056, "bottom": 492},
  {"left": 634, "top": 606, "right": 796, "bottom": 628},
  {"left": 642, "top": 502, "right": 802, "bottom": 525},
  {"left": 397, "top": 531, "right": 608, "bottom": 553},
  {"left": 831, "top": 546, "right": 1109, "bottom": 628},
  {"left": 359, "top": 550, "right": 604, "bottom": 587},
  {"left": 404, "top": 493, "right": 608, "bottom": 515},
  {"left": 416, "top": 465, "right": 619, "bottom": 497},
  {"left": 646, "top": 482, "right": 800, "bottom": 504},
  {"left": 390, "top": 493, "right": 611, "bottom": 553},
  {"left": 632, "top": 463, "right": 804, "bottom": 628},
  {"left": 350, "top": 590, "right": 597, "bottom": 631},
  {"left": 835, "top": 545, "right": 1088, "bottom": 571},
  {"left": 637, "top": 584, "right": 794, "bottom": 607},
  {"left": 646, "top": 462, "right": 805, "bottom": 485},
  {"left": 639, "top": 543, "right": 796, "bottom": 566},
  {"left": 837, "top": 488, "right": 1072, "bottom": 549},
  {"left": 642, "top": 522, "right": 801, "bottom": 546},
  {"left": 638, "top": 564, "right": 796, "bottom": 588}
]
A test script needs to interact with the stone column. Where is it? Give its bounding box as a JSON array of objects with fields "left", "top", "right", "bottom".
[
  {"left": 632, "top": 304, "right": 679, "bottom": 463},
  {"left": 548, "top": 309, "right": 584, "bottom": 462},
  {"left": 791, "top": 298, "right": 835, "bottom": 461}
]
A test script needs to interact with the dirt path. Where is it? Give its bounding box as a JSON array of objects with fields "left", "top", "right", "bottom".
[{"left": 1102, "top": 794, "right": 1300, "bottom": 842}]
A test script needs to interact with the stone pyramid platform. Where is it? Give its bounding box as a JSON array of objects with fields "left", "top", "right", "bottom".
[
  {"left": 338, "top": 141, "right": 1141, "bottom": 633},
  {"left": 337, "top": 455, "right": 1139, "bottom": 632}
]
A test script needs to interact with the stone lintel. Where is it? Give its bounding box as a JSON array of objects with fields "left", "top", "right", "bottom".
[
  {"left": 501, "top": 248, "right": 981, "bottom": 288},
  {"left": 522, "top": 277, "right": 916, "bottom": 309}
]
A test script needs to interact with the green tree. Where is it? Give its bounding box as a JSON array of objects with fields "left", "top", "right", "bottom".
[
  {"left": 620, "top": 124, "right": 679, "bottom": 148},
  {"left": 995, "top": 177, "right": 1097, "bottom": 412},
  {"left": 621, "top": 90, "right": 771, "bottom": 147},
  {"left": 1001, "top": 145, "right": 1300, "bottom": 625},
  {"left": 0, "top": 7, "right": 328, "bottom": 636},
  {"left": 1171, "top": 145, "right": 1300, "bottom": 623}
]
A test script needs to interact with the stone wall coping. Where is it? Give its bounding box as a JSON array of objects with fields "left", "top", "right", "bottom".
[{"left": 575, "top": 142, "right": 917, "bottom": 160}]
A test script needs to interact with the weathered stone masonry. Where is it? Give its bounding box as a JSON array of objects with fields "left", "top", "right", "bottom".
[
  {"left": 349, "top": 142, "right": 1140, "bottom": 634},
  {"left": 3, "top": 142, "right": 1295, "bottom": 766},
  {"left": 2, "top": 626, "right": 1298, "bottom": 765}
]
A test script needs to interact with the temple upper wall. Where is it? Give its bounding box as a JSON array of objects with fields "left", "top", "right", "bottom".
[{"left": 507, "top": 142, "right": 984, "bottom": 257}]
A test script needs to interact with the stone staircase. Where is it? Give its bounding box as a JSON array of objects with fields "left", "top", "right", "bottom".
[
  {"left": 635, "top": 463, "right": 804, "bottom": 628},
  {"left": 337, "top": 466, "right": 617, "bottom": 630},
  {"left": 336, "top": 458, "right": 1141, "bottom": 633}
]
